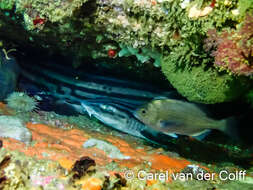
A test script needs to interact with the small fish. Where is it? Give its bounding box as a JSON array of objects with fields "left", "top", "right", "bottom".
[{"left": 134, "top": 99, "right": 236, "bottom": 140}]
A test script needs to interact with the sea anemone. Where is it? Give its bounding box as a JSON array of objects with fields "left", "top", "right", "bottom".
[{"left": 5, "top": 92, "right": 38, "bottom": 112}]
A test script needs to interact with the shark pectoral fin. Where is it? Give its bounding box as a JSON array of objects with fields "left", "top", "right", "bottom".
[{"left": 191, "top": 129, "right": 211, "bottom": 141}]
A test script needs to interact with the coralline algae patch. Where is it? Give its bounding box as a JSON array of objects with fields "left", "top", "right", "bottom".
[
  {"left": 1, "top": 122, "right": 190, "bottom": 173},
  {"left": 0, "top": 121, "right": 201, "bottom": 190}
]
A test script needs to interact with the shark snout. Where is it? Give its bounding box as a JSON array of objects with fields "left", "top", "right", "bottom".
[{"left": 81, "top": 101, "right": 96, "bottom": 117}]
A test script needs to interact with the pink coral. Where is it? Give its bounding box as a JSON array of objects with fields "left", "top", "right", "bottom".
[{"left": 205, "top": 14, "right": 253, "bottom": 76}]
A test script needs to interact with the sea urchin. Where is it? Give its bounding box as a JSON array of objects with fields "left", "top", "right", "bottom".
[{"left": 5, "top": 92, "right": 38, "bottom": 112}]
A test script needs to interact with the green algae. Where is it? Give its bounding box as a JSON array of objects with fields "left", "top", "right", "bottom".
[
  {"left": 238, "top": 0, "right": 253, "bottom": 17},
  {"left": 0, "top": 0, "right": 15, "bottom": 10},
  {"left": 161, "top": 58, "right": 251, "bottom": 104},
  {"left": 118, "top": 44, "right": 161, "bottom": 67}
]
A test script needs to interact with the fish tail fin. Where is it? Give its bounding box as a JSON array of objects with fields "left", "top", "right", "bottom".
[{"left": 220, "top": 117, "right": 239, "bottom": 140}]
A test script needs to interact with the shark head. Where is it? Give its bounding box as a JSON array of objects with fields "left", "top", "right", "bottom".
[{"left": 81, "top": 100, "right": 133, "bottom": 130}]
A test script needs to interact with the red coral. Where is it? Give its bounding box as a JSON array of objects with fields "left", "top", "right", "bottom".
[{"left": 205, "top": 14, "right": 253, "bottom": 76}]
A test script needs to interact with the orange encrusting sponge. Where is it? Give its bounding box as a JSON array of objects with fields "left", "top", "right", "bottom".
[{"left": 1, "top": 122, "right": 192, "bottom": 174}]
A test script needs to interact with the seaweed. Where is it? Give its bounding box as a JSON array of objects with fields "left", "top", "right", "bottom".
[
  {"left": 205, "top": 14, "right": 253, "bottom": 76},
  {"left": 238, "top": 0, "right": 253, "bottom": 17}
]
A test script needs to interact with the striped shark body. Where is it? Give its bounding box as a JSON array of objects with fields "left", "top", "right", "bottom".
[
  {"left": 81, "top": 99, "right": 174, "bottom": 144},
  {"left": 18, "top": 57, "right": 182, "bottom": 142},
  {"left": 81, "top": 99, "right": 148, "bottom": 139},
  {"left": 19, "top": 57, "right": 177, "bottom": 115},
  {"left": 81, "top": 99, "right": 176, "bottom": 143}
]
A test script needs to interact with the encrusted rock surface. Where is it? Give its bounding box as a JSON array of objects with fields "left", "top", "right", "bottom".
[{"left": 0, "top": 102, "right": 253, "bottom": 189}]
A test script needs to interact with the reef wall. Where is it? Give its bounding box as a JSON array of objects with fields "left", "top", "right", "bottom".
[{"left": 0, "top": 0, "right": 252, "bottom": 104}]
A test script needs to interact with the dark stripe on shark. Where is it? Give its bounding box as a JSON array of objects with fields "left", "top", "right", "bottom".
[
  {"left": 21, "top": 68, "right": 149, "bottom": 108},
  {"left": 32, "top": 60, "right": 164, "bottom": 93},
  {"left": 21, "top": 69, "right": 56, "bottom": 92},
  {"left": 34, "top": 64, "right": 162, "bottom": 99},
  {"left": 72, "top": 89, "right": 145, "bottom": 105},
  {"left": 21, "top": 64, "right": 158, "bottom": 101}
]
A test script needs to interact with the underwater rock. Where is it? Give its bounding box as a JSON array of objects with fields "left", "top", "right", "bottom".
[
  {"left": 83, "top": 138, "right": 130, "bottom": 160},
  {"left": 161, "top": 59, "right": 251, "bottom": 104},
  {"left": 0, "top": 116, "right": 32, "bottom": 144},
  {"left": 0, "top": 50, "right": 20, "bottom": 101}
]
